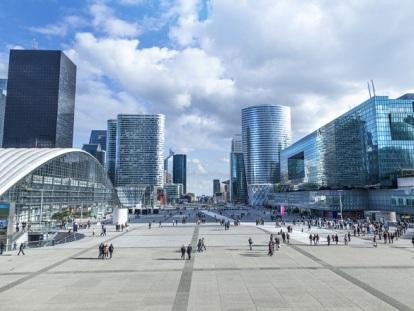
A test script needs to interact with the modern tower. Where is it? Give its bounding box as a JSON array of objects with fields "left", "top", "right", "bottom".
[
  {"left": 114, "top": 114, "right": 165, "bottom": 208},
  {"left": 173, "top": 154, "right": 187, "bottom": 194},
  {"left": 0, "top": 80, "right": 6, "bottom": 147},
  {"left": 241, "top": 105, "right": 291, "bottom": 206},
  {"left": 106, "top": 119, "right": 117, "bottom": 185},
  {"left": 230, "top": 134, "right": 247, "bottom": 204},
  {"left": 2, "top": 50, "right": 76, "bottom": 148},
  {"left": 213, "top": 179, "right": 221, "bottom": 195},
  {"left": 89, "top": 130, "right": 107, "bottom": 151}
]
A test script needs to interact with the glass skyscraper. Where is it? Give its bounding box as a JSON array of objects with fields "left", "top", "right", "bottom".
[
  {"left": 241, "top": 105, "right": 291, "bottom": 206},
  {"left": 106, "top": 119, "right": 117, "bottom": 185},
  {"left": 2, "top": 50, "right": 76, "bottom": 148},
  {"left": 230, "top": 134, "right": 247, "bottom": 204},
  {"left": 280, "top": 94, "right": 414, "bottom": 189},
  {"left": 173, "top": 154, "right": 187, "bottom": 194},
  {"left": 89, "top": 130, "right": 107, "bottom": 151},
  {"left": 109, "top": 114, "right": 165, "bottom": 208}
]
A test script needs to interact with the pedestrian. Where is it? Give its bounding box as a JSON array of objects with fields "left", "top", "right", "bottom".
[
  {"left": 197, "top": 239, "right": 202, "bottom": 252},
  {"left": 186, "top": 244, "right": 192, "bottom": 260},
  {"left": 0, "top": 240, "right": 4, "bottom": 255},
  {"left": 202, "top": 238, "right": 206, "bottom": 251},
  {"left": 181, "top": 245, "right": 186, "bottom": 259},
  {"left": 286, "top": 233, "right": 290, "bottom": 244},
  {"left": 92, "top": 228, "right": 95, "bottom": 237},
  {"left": 373, "top": 236, "right": 377, "bottom": 248},
  {"left": 17, "top": 243, "right": 25, "bottom": 256},
  {"left": 327, "top": 235, "right": 331, "bottom": 246},
  {"left": 13, "top": 241, "right": 17, "bottom": 250},
  {"left": 148, "top": 222, "right": 152, "bottom": 229},
  {"left": 248, "top": 237, "right": 253, "bottom": 250},
  {"left": 109, "top": 243, "right": 114, "bottom": 259},
  {"left": 412, "top": 235, "right": 414, "bottom": 247},
  {"left": 98, "top": 243, "right": 104, "bottom": 259}
]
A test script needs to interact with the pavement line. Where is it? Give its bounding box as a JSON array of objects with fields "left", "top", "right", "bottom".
[
  {"left": 290, "top": 244, "right": 413, "bottom": 311},
  {"left": 171, "top": 225, "right": 199, "bottom": 311},
  {"left": 0, "top": 228, "right": 135, "bottom": 294}
]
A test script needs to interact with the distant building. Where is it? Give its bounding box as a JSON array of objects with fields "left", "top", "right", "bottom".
[
  {"left": 164, "top": 183, "right": 183, "bottom": 204},
  {"left": 2, "top": 50, "right": 76, "bottom": 148},
  {"left": 242, "top": 105, "right": 291, "bottom": 206},
  {"left": 106, "top": 119, "right": 117, "bottom": 185},
  {"left": 0, "top": 91, "right": 5, "bottom": 147},
  {"left": 82, "top": 143, "right": 105, "bottom": 166},
  {"left": 230, "top": 134, "right": 247, "bottom": 204},
  {"left": 89, "top": 130, "right": 107, "bottom": 151},
  {"left": 213, "top": 179, "right": 221, "bottom": 196},
  {"left": 173, "top": 154, "right": 187, "bottom": 194}
]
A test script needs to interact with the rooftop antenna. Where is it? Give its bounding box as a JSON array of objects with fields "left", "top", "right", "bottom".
[
  {"left": 32, "top": 38, "right": 38, "bottom": 50},
  {"left": 371, "top": 80, "right": 376, "bottom": 97},
  {"left": 367, "top": 81, "right": 372, "bottom": 99}
]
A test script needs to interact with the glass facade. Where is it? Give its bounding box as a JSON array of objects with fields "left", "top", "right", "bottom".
[
  {"left": 281, "top": 95, "right": 414, "bottom": 190},
  {"left": 106, "top": 119, "right": 117, "bottom": 185},
  {"left": 242, "top": 105, "right": 291, "bottom": 206},
  {"left": 230, "top": 135, "right": 247, "bottom": 204},
  {"left": 0, "top": 150, "right": 119, "bottom": 227},
  {"left": 213, "top": 179, "right": 220, "bottom": 195},
  {"left": 172, "top": 154, "right": 186, "bottom": 194},
  {"left": 113, "top": 114, "right": 165, "bottom": 208},
  {"left": 82, "top": 143, "right": 105, "bottom": 166},
  {"left": 89, "top": 130, "right": 107, "bottom": 151},
  {"left": 3, "top": 50, "right": 76, "bottom": 148}
]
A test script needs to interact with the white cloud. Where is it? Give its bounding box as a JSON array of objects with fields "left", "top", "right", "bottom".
[
  {"left": 90, "top": 2, "right": 141, "bottom": 38},
  {"left": 190, "top": 158, "right": 207, "bottom": 174},
  {"left": 28, "top": 15, "right": 86, "bottom": 37}
]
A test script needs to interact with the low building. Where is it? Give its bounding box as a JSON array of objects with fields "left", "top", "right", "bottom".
[
  {"left": 164, "top": 183, "right": 183, "bottom": 204},
  {"left": 0, "top": 148, "right": 120, "bottom": 243}
]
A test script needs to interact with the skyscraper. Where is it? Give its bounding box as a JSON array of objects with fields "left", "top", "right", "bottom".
[
  {"left": 2, "top": 50, "right": 76, "bottom": 148},
  {"left": 242, "top": 105, "right": 291, "bottom": 206},
  {"left": 106, "top": 119, "right": 117, "bottom": 185},
  {"left": 213, "top": 179, "right": 221, "bottom": 195},
  {"left": 230, "top": 134, "right": 247, "bottom": 204},
  {"left": 82, "top": 143, "right": 105, "bottom": 166},
  {"left": 173, "top": 154, "right": 187, "bottom": 194},
  {"left": 113, "top": 114, "right": 165, "bottom": 208},
  {"left": 89, "top": 130, "right": 107, "bottom": 151},
  {"left": 0, "top": 80, "right": 6, "bottom": 147}
]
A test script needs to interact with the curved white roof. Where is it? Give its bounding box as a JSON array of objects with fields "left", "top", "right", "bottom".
[{"left": 0, "top": 148, "right": 91, "bottom": 197}]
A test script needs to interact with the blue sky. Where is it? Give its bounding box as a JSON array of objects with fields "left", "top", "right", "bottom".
[{"left": 1, "top": 0, "right": 414, "bottom": 195}]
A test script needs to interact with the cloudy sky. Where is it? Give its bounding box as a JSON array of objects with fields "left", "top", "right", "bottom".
[{"left": 1, "top": 0, "right": 414, "bottom": 195}]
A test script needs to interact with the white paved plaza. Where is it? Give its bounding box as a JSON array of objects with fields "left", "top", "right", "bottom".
[{"left": 0, "top": 223, "right": 413, "bottom": 311}]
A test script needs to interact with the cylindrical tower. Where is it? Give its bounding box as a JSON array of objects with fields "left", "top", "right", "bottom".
[{"left": 241, "top": 105, "right": 291, "bottom": 206}]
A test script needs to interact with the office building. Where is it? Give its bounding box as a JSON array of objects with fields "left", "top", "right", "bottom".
[
  {"left": 213, "top": 179, "right": 221, "bottom": 195},
  {"left": 164, "top": 183, "right": 183, "bottom": 204},
  {"left": 0, "top": 84, "right": 5, "bottom": 147},
  {"left": 268, "top": 94, "right": 414, "bottom": 218},
  {"left": 89, "top": 130, "right": 107, "bottom": 151},
  {"left": 82, "top": 143, "right": 105, "bottom": 166},
  {"left": 106, "top": 120, "right": 117, "bottom": 185},
  {"left": 2, "top": 50, "right": 76, "bottom": 148},
  {"left": 164, "top": 149, "right": 174, "bottom": 184},
  {"left": 241, "top": 105, "right": 291, "bottom": 206},
  {"left": 230, "top": 134, "right": 247, "bottom": 204},
  {"left": 173, "top": 154, "right": 187, "bottom": 194},
  {"left": 113, "top": 114, "right": 165, "bottom": 209}
]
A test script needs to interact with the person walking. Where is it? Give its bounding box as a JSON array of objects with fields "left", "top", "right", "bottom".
[
  {"left": 109, "top": 243, "right": 114, "bottom": 259},
  {"left": 373, "top": 235, "right": 377, "bottom": 248},
  {"left": 181, "top": 245, "right": 186, "bottom": 259},
  {"left": 201, "top": 238, "right": 206, "bottom": 251},
  {"left": 327, "top": 235, "right": 331, "bottom": 246},
  {"left": 248, "top": 237, "right": 253, "bottom": 250},
  {"left": 148, "top": 222, "right": 152, "bottom": 229},
  {"left": 186, "top": 244, "right": 192, "bottom": 260},
  {"left": 98, "top": 243, "right": 104, "bottom": 259},
  {"left": 0, "top": 240, "right": 4, "bottom": 255},
  {"left": 17, "top": 243, "right": 25, "bottom": 256}
]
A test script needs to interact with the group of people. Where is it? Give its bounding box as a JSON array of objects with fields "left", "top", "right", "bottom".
[
  {"left": 197, "top": 238, "right": 206, "bottom": 252},
  {"left": 220, "top": 219, "right": 231, "bottom": 230},
  {"left": 115, "top": 222, "right": 128, "bottom": 232},
  {"left": 98, "top": 242, "right": 114, "bottom": 259},
  {"left": 180, "top": 244, "right": 193, "bottom": 260},
  {"left": 267, "top": 234, "right": 280, "bottom": 256}
]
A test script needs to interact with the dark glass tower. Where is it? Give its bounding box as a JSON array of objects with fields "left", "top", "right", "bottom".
[
  {"left": 173, "top": 154, "right": 187, "bottom": 193},
  {"left": 2, "top": 50, "right": 76, "bottom": 148},
  {"left": 89, "top": 130, "right": 107, "bottom": 151}
]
